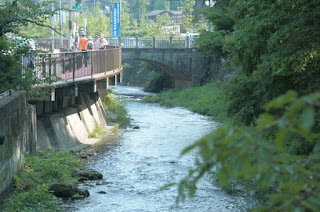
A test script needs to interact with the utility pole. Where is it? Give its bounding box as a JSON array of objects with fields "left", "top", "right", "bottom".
[
  {"left": 51, "top": 3, "right": 54, "bottom": 51},
  {"left": 59, "top": 0, "right": 62, "bottom": 49},
  {"left": 68, "top": 0, "right": 72, "bottom": 51}
]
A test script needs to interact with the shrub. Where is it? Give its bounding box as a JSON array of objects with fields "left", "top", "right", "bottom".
[
  {"left": 88, "top": 125, "right": 106, "bottom": 138},
  {"left": 176, "top": 91, "right": 320, "bottom": 211},
  {"left": 146, "top": 82, "right": 229, "bottom": 122},
  {"left": 103, "top": 93, "right": 130, "bottom": 126},
  {"left": 14, "top": 149, "right": 83, "bottom": 191},
  {"left": 2, "top": 149, "right": 82, "bottom": 211},
  {"left": 2, "top": 186, "right": 63, "bottom": 212}
]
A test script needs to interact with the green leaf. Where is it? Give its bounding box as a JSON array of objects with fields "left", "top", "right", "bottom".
[{"left": 300, "top": 107, "right": 315, "bottom": 131}]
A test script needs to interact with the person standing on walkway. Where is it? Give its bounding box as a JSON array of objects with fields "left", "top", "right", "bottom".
[
  {"left": 87, "top": 36, "right": 94, "bottom": 50},
  {"left": 78, "top": 34, "right": 88, "bottom": 67},
  {"left": 94, "top": 35, "right": 99, "bottom": 50},
  {"left": 78, "top": 34, "right": 87, "bottom": 51},
  {"left": 99, "top": 34, "right": 108, "bottom": 50}
]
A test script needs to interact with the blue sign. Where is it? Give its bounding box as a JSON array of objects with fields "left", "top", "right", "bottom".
[{"left": 110, "top": 3, "right": 121, "bottom": 37}]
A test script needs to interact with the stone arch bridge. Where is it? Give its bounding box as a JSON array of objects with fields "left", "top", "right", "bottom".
[
  {"left": 106, "top": 36, "right": 207, "bottom": 88},
  {"left": 122, "top": 48, "right": 205, "bottom": 88}
]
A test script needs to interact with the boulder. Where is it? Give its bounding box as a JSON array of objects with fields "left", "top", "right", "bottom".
[
  {"left": 48, "top": 183, "right": 90, "bottom": 199},
  {"left": 77, "top": 170, "right": 103, "bottom": 182}
]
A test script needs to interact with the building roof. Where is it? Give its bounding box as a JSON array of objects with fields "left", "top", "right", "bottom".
[
  {"left": 147, "top": 10, "right": 182, "bottom": 17},
  {"left": 147, "top": 10, "right": 165, "bottom": 17},
  {"left": 169, "top": 10, "right": 182, "bottom": 15}
]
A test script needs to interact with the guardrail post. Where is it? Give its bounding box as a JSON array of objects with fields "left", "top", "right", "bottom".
[
  {"left": 118, "top": 36, "right": 121, "bottom": 47},
  {"left": 90, "top": 51, "right": 93, "bottom": 78},
  {"left": 186, "top": 36, "right": 190, "bottom": 48},
  {"left": 170, "top": 37, "right": 173, "bottom": 48},
  {"left": 72, "top": 53, "right": 75, "bottom": 81},
  {"left": 48, "top": 54, "right": 52, "bottom": 78},
  {"left": 153, "top": 37, "right": 156, "bottom": 48},
  {"left": 135, "top": 37, "right": 139, "bottom": 48}
]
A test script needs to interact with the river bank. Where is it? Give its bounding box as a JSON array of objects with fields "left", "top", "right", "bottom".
[
  {"left": 145, "top": 82, "right": 229, "bottom": 123},
  {"left": 67, "top": 86, "right": 258, "bottom": 211},
  {"left": 0, "top": 89, "right": 127, "bottom": 212},
  {"left": 147, "top": 82, "right": 320, "bottom": 211}
]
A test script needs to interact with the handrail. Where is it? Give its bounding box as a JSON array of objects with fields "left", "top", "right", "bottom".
[
  {"left": 34, "top": 36, "right": 194, "bottom": 50},
  {"left": 21, "top": 47, "right": 122, "bottom": 84}
]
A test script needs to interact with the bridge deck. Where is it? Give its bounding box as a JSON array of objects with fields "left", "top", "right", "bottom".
[{"left": 22, "top": 47, "right": 122, "bottom": 88}]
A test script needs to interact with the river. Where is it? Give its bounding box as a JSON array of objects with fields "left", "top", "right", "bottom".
[{"left": 67, "top": 86, "right": 257, "bottom": 212}]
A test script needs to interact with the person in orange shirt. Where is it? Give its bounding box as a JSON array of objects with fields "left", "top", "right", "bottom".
[{"left": 78, "top": 34, "right": 87, "bottom": 51}]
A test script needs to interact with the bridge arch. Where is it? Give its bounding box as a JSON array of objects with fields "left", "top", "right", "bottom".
[{"left": 122, "top": 48, "right": 205, "bottom": 89}]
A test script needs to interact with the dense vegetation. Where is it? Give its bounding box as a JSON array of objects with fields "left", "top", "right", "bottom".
[
  {"left": 0, "top": 0, "right": 56, "bottom": 94},
  {"left": 18, "top": 0, "right": 204, "bottom": 38},
  {"left": 149, "top": 0, "right": 320, "bottom": 211},
  {"left": 147, "top": 82, "right": 228, "bottom": 121},
  {"left": 197, "top": 0, "right": 320, "bottom": 125},
  {"left": 103, "top": 89, "right": 130, "bottom": 126},
  {"left": 1, "top": 0, "right": 319, "bottom": 211},
  {"left": 1, "top": 149, "right": 84, "bottom": 212}
]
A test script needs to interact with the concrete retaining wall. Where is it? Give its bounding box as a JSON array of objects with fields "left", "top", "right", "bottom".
[
  {"left": 0, "top": 89, "right": 109, "bottom": 200},
  {"left": 0, "top": 91, "right": 37, "bottom": 200},
  {"left": 36, "top": 92, "right": 108, "bottom": 151}
]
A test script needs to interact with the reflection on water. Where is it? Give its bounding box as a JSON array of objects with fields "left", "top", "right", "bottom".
[{"left": 67, "top": 86, "right": 257, "bottom": 212}]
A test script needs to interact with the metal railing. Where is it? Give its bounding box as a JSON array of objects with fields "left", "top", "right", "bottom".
[
  {"left": 34, "top": 36, "right": 192, "bottom": 50},
  {"left": 21, "top": 47, "right": 121, "bottom": 84},
  {"left": 33, "top": 38, "right": 69, "bottom": 51},
  {"left": 106, "top": 37, "right": 191, "bottom": 48}
]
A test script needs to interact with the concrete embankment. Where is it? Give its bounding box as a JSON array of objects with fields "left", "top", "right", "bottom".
[
  {"left": 37, "top": 92, "right": 108, "bottom": 151},
  {"left": 0, "top": 91, "right": 37, "bottom": 200},
  {"left": 0, "top": 90, "right": 109, "bottom": 200}
]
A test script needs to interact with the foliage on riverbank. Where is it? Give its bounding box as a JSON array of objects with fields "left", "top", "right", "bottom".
[
  {"left": 103, "top": 91, "right": 130, "bottom": 126},
  {"left": 146, "top": 82, "right": 229, "bottom": 122},
  {"left": 1, "top": 149, "right": 84, "bottom": 212},
  {"left": 89, "top": 125, "right": 106, "bottom": 138},
  {"left": 177, "top": 91, "right": 320, "bottom": 211}
]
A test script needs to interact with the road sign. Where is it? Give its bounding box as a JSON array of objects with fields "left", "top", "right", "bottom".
[{"left": 110, "top": 3, "right": 120, "bottom": 37}]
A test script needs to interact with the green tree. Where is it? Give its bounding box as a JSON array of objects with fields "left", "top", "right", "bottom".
[
  {"left": 138, "top": 0, "right": 150, "bottom": 25},
  {"left": 176, "top": 91, "right": 320, "bottom": 211},
  {"left": 165, "top": 1, "right": 170, "bottom": 12},
  {"left": 78, "top": 2, "right": 110, "bottom": 37},
  {"left": 196, "top": 0, "right": 320, "bottom": 125},
  {"left": 174, "top": 0, "right": 320, "bottom": 210},
  {"left": 0, "top": 0, "right": 55, "bottom": 93},
  {"left": 0, "top": 0, "right": 55, "bottom": 36},
  {"left": 180, "top": 0, "right": 195, "bottom": 32}
]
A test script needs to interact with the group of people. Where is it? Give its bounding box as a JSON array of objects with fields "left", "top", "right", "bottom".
[{"left": 72, "top": 34, "right": 109, "bottom": 51}]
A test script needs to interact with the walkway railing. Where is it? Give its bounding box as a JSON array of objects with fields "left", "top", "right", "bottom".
[{"left": 22, "top": 47, "right": 121, "bottom": 84}]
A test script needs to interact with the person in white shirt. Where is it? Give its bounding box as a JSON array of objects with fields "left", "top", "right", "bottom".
[{"left": 99, "top": 34, "right": 108, "bottom": 50}]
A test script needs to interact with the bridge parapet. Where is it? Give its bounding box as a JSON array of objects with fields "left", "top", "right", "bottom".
[
  {"left": 35, "top": 37, "right": 193, "bottom": 50},
  {"left": 107, "top": 36, "right": 191, "bottom": 49}
]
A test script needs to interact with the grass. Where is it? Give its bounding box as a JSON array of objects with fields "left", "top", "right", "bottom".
[
  {"left": 1, "top": 149, "right": 84, "bottom": 212},
  {"left": 103, "top": 92, "right": 130, "bottom": 126},
  {"left": 88, "top": 125, "right": 106, "bottom": 138},
  {"left": 145, "top": 82, "right": 229, "bottom": 122}
]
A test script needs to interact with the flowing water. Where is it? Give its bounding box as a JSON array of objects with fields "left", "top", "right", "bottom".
[{"left": 68, "top": 86, "right": 257, "bottom": 212}]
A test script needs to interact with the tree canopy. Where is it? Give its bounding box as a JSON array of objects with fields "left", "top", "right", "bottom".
[
  {"left": 176, "top": 1, "right": 320, "bottom": 211},
  {"left": 0, "top": 0, "right": 54, "bottom": 94}
]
